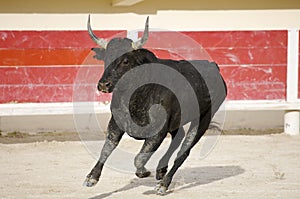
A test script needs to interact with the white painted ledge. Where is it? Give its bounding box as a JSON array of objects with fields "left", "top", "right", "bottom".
[
  {"left": 225, "top": 100, "right": 300, "bottom": 111},
  {"left": 0, "top": 100, "right": 299, "bottom": 116},
  {"left": 0, "top": 102, "right": 110, "bottom": 116}
]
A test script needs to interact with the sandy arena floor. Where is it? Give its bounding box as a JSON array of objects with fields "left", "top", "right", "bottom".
[{"left": 0, "top": 133, "right": 299, "bottom": 199}]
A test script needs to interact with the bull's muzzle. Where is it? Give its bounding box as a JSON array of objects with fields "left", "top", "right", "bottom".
[{"left": 97, "top": 81, "right": 112, "bottom": 93}]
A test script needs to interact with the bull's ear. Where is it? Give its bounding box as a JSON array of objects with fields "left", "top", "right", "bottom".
[{"left": 91, "top": 48, "right": 106, "bottom": 60}]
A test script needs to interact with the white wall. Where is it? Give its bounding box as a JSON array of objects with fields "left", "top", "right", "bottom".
[{"left": 1, "top": 10, "right": 300, "bottom": 31}]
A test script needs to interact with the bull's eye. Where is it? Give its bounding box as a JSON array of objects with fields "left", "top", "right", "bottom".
[{"left": 122, "top": 58, "right": 129, "bottom": 65}]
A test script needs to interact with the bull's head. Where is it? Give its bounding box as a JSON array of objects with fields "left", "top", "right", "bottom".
[
  {"left": 98, "top": 49, "right": 157, "bottom": 93},
  {"left": 87, "top": 15, "right": 149, "bottom": 93}
]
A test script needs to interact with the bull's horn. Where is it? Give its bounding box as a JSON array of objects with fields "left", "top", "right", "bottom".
[
  {"left": 87, "top": 15, "right": 108, "bottom": 49},
  {"left": 133, "top": 16, "right": 149, "bottom": 49}
]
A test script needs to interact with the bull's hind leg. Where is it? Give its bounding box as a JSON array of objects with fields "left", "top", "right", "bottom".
[
  {"left": 134, "top": 131, "right": 168, "bottom": 178},
  {"left": 156, "top": 127, "right": 185, "bottom": 180},
  {"left": 155, "top": 112, "right": 211, "bottom": 195},
  {"left": 83, "top": 117, "right": 124, "bottom": 187}
]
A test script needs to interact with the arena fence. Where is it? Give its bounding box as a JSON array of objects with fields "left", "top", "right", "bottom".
[{"left": 0, "top": 29, "right": 299, "bottom": 135}]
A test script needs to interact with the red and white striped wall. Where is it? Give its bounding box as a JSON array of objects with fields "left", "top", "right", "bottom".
[{"left": 0, "top": 29, "right": 298, "bottom": 103}]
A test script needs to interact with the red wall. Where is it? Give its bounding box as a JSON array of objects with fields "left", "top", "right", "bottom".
[
  {"left": 0, "top": 30, "right": 291, "bottom": 103},
  {"left": 0, "top": 31, "right": 125, "bottom": 103}
]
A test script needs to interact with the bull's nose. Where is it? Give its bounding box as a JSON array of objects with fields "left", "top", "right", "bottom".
[{"left": 97, "top": 81, "right": 111, "bottom": 92}]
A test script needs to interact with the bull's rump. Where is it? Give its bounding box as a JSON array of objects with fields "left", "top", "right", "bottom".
[{"left": 160, "top": 59, "right": 227, "bottom": 116}]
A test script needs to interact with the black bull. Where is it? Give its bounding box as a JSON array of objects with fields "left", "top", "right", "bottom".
[{"left": 83, "top": 16, "right": 227, "bottom": 195}]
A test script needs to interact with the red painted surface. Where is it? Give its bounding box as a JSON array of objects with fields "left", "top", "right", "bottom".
[
  {"left": 0, "top": 31, "right": 123, "bottom": 103},
  {"left": 220, "top": 65, "right": 286, "bottom": 100},
  {"left": 0, "top": 67, "right": 82, "bottom": 85},
  {"left": 0, "top": 49, "right": 90, "bottom": 66},
  {"left": 0, "top": 30, "right": 289, "bottom": 103},
  {"left": 143, "top": 31, "right": 287, "bottom": 100},
  {"left": 0, "top": 31, "right": 126, "bottom": 48}
]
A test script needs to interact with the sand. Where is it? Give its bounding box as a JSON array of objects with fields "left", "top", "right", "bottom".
[{"left": 0, "top": 133, "right": 299, "bottom": 199}]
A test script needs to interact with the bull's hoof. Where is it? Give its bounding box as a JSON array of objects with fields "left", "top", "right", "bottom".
[
  {"left": 135, "top": 167, "right": 151, "bottom": 178},
  {"left": 83, "top": 176, "right": 99, "bottom": 187},
  {"left": 156, "top": 167, "right": 168, "bottom": 180},
  {"left": 135, "top": 169, "right": 151, "bottom": 178},
  {"left": 154, "top": 183, "right": 167, "bottom": 195}
]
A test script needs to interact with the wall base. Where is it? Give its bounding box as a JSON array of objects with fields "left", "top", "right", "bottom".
[{"left": 0, "top": 110, "right": 290, "bottom": 135}]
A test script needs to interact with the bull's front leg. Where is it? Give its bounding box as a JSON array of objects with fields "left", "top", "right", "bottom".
[
  {"left": 134, "top": 131, "right": 167, "bottom": 178},
  {"left": 83, "top": 117, "right": 124, "bottom": 187}
]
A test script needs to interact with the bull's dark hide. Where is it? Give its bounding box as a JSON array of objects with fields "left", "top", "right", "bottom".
[{"left": 84, "top": 16, "right": 227, "bottom": 195}]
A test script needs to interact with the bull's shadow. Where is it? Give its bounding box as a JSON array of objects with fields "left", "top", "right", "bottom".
[{"left": 89, "top": 165, "right": 245, "bottom": 198}]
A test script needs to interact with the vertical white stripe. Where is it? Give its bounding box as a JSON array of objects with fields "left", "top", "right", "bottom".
[
  {"left": 127, "top": 30, "right": 138, "bottom": 41},
  {"left": 286, "top": 29, "right": 299, "bottom": 102}
]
